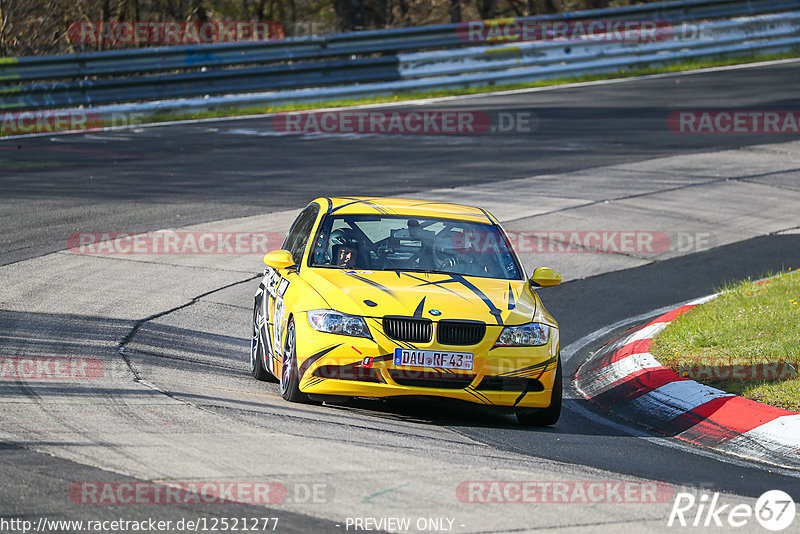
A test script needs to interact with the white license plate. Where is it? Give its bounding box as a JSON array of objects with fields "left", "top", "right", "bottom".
[{"left": 393, "top": 348, "right": 473, "bottom": 371}]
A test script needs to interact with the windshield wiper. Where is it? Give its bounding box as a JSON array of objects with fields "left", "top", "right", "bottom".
[{"left": 393, "top": 268, "right": 443, "bottom": 275}]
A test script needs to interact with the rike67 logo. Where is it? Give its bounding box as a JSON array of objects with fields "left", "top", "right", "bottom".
[{"left": 668, "top": 490, "right": 796, "bottom": 530}]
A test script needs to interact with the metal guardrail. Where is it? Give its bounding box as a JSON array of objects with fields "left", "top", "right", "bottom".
[
  {"left": 398, "top": 12, "right": 800, "bottom": 79},
  {"left": 0, "top": 0, "right": 798, "bottom": 113}
]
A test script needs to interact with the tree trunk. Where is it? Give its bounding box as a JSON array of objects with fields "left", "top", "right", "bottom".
[
  {"left": 129, "top": 0, "right": 140, "bottom": 47},
  {"left": 63, "top": 10, "right": 74, "bottom": 54},
  {"left": 507, "top": 0, "right": 525, "bottom": 16},
  {"left": 192, "top": 0, "right": 208, "bottom": 22},
  {"left": 449, "top": 0, "right": 462, "bottom": 23},
  {"left": 334, "top": 0, "right": 364, "bottom": 31},
  {"left": 287, "top": 0, "right": 296, "bottom": 36},
  {"left": 0, "top": 0, "right": 6, "bottom": 56},
  {"left": 397, "top": 0, "right": 410, "bottom": 26},
  {"left": 130, "top": 0, "right": 140, "bottom": 21},
  {"left": 539, "top": 0, "right": 559, "bottom": 15},
  {"left": 100, "top": 0, "right": 110, "bottom": 50},
  {"left": 371, "top": 0, "right": 387, "bottom": 29},
  {"left": 477, "top": 0, "right": 496, "bottom": 20}
]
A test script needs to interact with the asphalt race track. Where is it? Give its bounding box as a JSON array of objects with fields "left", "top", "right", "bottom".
[
  {"left": 1, "top": 60, "right": 800, "bottom": 533},
  {"left": 3, "top": 60, "right": 800, "bottom": 267}
]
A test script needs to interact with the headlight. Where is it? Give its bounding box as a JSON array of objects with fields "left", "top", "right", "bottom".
[
  {"left": 306, "top": 310, "right": 371, "bottom": 338},
  {"left": 494, "top": 323, "right": 550, "bottom": 347}
]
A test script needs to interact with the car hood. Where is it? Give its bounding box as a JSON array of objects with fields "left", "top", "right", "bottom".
[{"left": 301, "top": 268, "right": 537, "bottom": 325}]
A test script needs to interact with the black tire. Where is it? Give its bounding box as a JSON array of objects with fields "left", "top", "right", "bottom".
[
  {"left": 250, "top": 301, "right": 278, "bottom": 382},
  {"left": 280, "top": 318, "right": 320, "bottom": 404},
  {"left": 516, "top": 357, "right": 562, "bottom": 427}
]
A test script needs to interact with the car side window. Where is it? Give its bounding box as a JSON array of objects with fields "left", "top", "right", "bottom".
[{"left": 283, "top": 205, "right": 320, "bottom": 267}]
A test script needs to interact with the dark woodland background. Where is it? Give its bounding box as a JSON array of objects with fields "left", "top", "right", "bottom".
[{"left": 0, "top": 0, "right": 663, "bottom": 56}]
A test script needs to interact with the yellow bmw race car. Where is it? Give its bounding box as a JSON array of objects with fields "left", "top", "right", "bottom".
[{"left": 250, "top": 197, "right": 563, "bottom": 426}]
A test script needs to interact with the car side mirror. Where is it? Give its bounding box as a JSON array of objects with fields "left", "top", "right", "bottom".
[
  {"left": 530, "top": 267, "right": 562, "bottom": 287},
  {"left": 263, "top": 249, "right": 296, "bottom": 270}
]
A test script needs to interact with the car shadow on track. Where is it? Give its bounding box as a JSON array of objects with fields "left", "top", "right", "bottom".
[
  {"left": 318, "top": 395, "right": 627, "bottom": 435},
  {"left": 0, "top": 308, "right": 631, "bottom": 435}
]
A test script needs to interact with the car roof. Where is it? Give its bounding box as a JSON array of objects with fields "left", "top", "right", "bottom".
[{"left": 319, "top": 197, "right": 495, "bottom": 224}]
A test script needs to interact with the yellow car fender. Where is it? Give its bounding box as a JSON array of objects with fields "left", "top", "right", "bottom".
[{"left": 272, "top": 269, "right": 331, "bottom": 378}]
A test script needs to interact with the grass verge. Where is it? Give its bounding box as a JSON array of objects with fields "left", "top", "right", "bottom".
[{"left": 650, "top": 269, "right": 800, "bottom": 411}]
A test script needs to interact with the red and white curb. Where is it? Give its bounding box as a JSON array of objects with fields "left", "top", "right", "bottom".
[{"left": 575, "top": 296, "right": 800, "bottom": 469}]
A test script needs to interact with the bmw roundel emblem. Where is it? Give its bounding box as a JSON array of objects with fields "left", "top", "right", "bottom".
[{"left": 429, "top": 309, "right": 442, "bottom": 316}]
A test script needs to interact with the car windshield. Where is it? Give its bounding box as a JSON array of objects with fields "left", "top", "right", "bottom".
[{"left": 309, "top": 214, "right": 522, "bottom": 280}]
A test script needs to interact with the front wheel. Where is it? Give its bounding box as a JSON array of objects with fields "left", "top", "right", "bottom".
[
  {"left": 516, "top": 357, "right": 562, "bottom": 427},
  {"left": 280, "top": 318, "right": 320, "bottom": 404}
]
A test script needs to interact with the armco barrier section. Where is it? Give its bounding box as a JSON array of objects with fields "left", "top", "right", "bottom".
[{"left": 0, "top": 0, "right": 798, "bottom": 113}]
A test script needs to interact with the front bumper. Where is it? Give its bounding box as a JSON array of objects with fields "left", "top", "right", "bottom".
[{"left": 294, "top": 316, "right": 559, "bottom": 408}]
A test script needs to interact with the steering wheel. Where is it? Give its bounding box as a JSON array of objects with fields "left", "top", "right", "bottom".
[
  {"left": 433, "top": 232, "right": 469, "bottom": 270},
  {"left": 374, "top": 240, "right": 403, "bottom": 270}
]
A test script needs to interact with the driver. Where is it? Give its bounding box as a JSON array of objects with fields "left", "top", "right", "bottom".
[{"left": 335, "top": 243, "right": 358, "bottom": 268}]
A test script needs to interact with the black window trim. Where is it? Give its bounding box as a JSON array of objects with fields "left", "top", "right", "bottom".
[
  {"left": 306, "top": 212, "right": 525, "bottom": 280},
  {"left": 284, "top": 203, "right": 320, "bottom": 274}
]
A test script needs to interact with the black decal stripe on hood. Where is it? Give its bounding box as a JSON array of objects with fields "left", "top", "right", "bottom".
[
  {"left": 507, "top": 283, "right": 516, "bottom": 310},
  {"left": 449, "top": 274, "right": 504, "bottom": 326},
  {"left": 298, "top": 344, "right": 342, "bottom": 379},
  {"left": 347, "top": 273, "right": 400, "bottom": 300},
  {"left": 405, "top": 274, "right": 460, "bottom": 286},
  {"left": 402, "top": 273, "right": 472, "bottom": 301},
  {"left": 403, "top": 273, "right": 505, "bottom": 323},
  {"left": 413, "top": 297, "right": 426, "bottom": 317}
]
